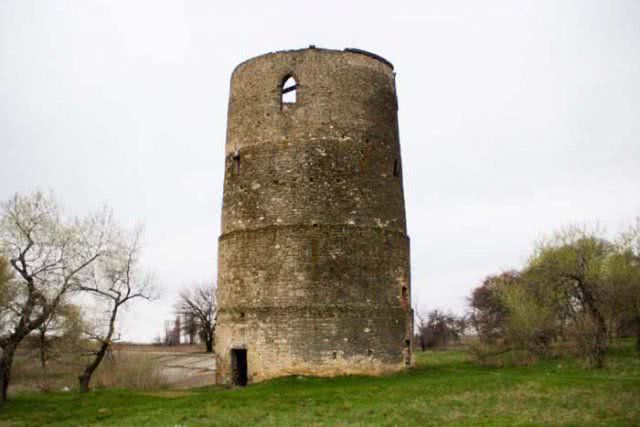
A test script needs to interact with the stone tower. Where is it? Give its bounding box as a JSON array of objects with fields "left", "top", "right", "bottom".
[{"left": 215, "top": 47, "right": 411, "bottom": 386}]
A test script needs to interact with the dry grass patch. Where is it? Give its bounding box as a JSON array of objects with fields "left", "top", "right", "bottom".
[{"left": 93, "top": 352, "right": 168, "bottom": 390}]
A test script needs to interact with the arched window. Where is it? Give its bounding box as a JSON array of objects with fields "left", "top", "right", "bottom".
[{"left": 281, "top": 76, "right": 297, "bottom": 105}]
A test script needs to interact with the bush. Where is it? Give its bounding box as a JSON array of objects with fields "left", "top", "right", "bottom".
[
  {"left": 93, "top": 351, "right": 167, "bottom": 390},
  {"left": 415, "top": 310, "right": 465, "bottom": 350}
]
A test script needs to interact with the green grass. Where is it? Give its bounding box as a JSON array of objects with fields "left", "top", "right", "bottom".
[{"left": 2, "top": 340, "right": 639, "bottom": 426}]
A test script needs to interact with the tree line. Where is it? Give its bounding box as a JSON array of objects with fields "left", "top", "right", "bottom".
[
  {"left": 156, "top": 284, "right": 217, "bottom": 353},
  {"left": 415, "top": 222, "right": 640, "bottom": 368}
]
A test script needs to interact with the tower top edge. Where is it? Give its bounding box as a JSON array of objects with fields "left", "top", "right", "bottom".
[{"left": 232, "top": 46, "right": 394, "bottom": 75}]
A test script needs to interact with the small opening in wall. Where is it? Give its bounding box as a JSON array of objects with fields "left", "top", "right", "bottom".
[
  {"left": 240, "top": 311, "right": 245, "bottom": 319},
  {"left": 281, "top": 75, "right": 297, "bottom": 105},
  {"left": 401, "top": 286, "right": 408, "bottom": 301},
  {"left": 404, "top": 339, "right": 411, "bottom": 365},
  {"left": 332, "top": 351, "right": 337, "bottom": 359},
  {"left": 233, "top": 152, "right": 241, "bottom": 175},
  {"left": 393, "top": 159, "right": 400, "bottom": 177},
  {"left": 367, "top": 348, "right": 373, "bottom": 356}
]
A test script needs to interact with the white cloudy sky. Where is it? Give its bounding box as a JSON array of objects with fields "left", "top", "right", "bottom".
[{"left": 1, "top": 1, "right": 639, "bottom": 342}]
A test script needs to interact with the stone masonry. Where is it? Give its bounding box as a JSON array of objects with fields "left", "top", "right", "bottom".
[{"left": 215, "top": 47, "right": 412, "bottom": 385}]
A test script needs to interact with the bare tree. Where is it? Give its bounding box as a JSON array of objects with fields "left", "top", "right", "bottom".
[
  {"left": 183, "top": 313, "right": 198, "bottom": 345},
  {"left": 76, "top": 225, "right": 155, "bottom": 392},
  {"left": 175, "top": 283, "right": 217, "bottom": 353},
  {"left": 163, "top": 317, "right": 181, "bottom": 346},
  {"left": 0, "top": 192, "right": 112, "bottom": 402}
]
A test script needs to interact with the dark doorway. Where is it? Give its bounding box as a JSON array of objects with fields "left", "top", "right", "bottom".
[{"left": 231, "top": 349, "right": 248, "bottom": 386}]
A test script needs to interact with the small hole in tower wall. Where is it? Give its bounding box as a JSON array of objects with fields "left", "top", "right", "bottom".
[
  {"left": 281, "top": 76, "right": 297, "bottom": 105},
  {"left": 401, "top": 286, "right": 408, "bottom": 306},
  {"left": 233, "top": 153, "right": 241, "bottom": 175},
  {"left": 393, "top": 159, "right": 400, "bottom": 177},
  {"left": 404, "top": 339, "right": 412, "bottom": 365}
]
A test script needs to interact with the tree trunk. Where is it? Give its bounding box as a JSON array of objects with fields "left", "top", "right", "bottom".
[
  {"left": 78, "top": 300, "right": 120, "bottom": 393},
  {"left": 39, "top": 329, "right": 47, "bottom": 371},
  {"left": 0, "top": 345, "right": 16, "bottom": 403},
  {"left": 576, "top": 278, "right": 608, "bottom": 368},
  {"left": 78, "top": 341, "right": 109, "bottom": 393},
  {"left": 592, "top": 322, "right": 608, "bottom": 368},
  {"left": 78, "top": 372, "right": 91, "bottom": 393},
  {"left": 205, "top": 336, "right": 213, "bottom": 353},
  {"left": 636, "top": 315, "right": 640, "bottom": 353}
]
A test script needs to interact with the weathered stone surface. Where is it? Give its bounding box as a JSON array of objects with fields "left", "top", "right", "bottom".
[{"left": 215, "top": 47, "right": 412, "bottom": 385}]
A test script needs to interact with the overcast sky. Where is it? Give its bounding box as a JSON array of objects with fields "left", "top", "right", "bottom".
[{"left": 1, "top": 1, "right": 639, "bottom": 342}]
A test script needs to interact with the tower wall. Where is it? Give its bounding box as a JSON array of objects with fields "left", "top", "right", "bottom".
[{"left": 215, "top": 48, "right": 412, "bottom": 384}]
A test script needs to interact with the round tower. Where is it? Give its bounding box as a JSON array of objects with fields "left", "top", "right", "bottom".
[{"left": 215, "top": 47, "right": 411, "bottom": 385}]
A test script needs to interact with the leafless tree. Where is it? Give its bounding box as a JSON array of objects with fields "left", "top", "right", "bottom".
[
  {"left": 183, "top": 313, "right": 198, "bottom": 345},
  {"left": 0, "top": 192, "right": 113, "bottom": 402},
  {"left": 175, "top": 283, "right": 217, "bottom": 353},
  {"left": 75, "top": 225, "right": 155, "bottom": 392},
  {"left": 163, "top": 317, "right": 181, "bottom": 346}
]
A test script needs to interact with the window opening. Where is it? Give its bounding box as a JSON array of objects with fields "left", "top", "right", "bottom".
[
  {"left": 401, "top": 285, "right": 409, "bottom": 309},
  {"left": 232, "top": 150, "right": 240, "bottom": 175},
  {"left": 393, "top": 159, "right": 400, "bottom": 177},
  {"left": 404, "top": 339, "right": 411, "bottom": 365},
  {"left": 281, "top": 76, "right": 297, "bottom": 104}
]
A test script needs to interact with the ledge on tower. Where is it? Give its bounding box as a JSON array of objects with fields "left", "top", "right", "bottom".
[{"left": 343, "top": 48, "right": 394, "bottom": 70}]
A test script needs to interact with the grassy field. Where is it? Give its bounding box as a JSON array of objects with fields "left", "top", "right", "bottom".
[{"left": 1, "top": 340, "right": 639, "bottom": 426}]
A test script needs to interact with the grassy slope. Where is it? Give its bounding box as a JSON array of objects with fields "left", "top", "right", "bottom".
[{"left": 1, "top": 340, "right": 639, "bottom": 426}]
